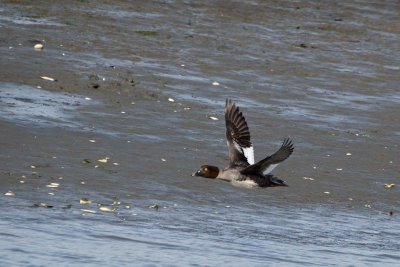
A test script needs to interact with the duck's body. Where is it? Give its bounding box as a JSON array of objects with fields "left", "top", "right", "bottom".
[{"left": 192, "top": 99, "right": 294, "bottom": 188}]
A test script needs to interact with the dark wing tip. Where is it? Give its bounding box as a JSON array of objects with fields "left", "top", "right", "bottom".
[
  {"left": 270, "top": 176, "right": 289, "bottom": 187},
  {"left": 265, "top": 138, "right": 294, "bottom": 164},
  {"left": 225, "top": 98, "right": 233, "bottom": 112},
  {"left": 282, "top": 138, "right": 294, "bottom": 155},
  {"left": 225, "top": 98, "right": 252, "bottom": 148}
]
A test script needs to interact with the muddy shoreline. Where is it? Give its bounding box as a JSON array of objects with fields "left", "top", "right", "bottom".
[
  {"left": 1, "top": 1, "right": 399, "bottom": 266},
  {"left": 1, "top": 0, "right": 399, "bottom": 213}
]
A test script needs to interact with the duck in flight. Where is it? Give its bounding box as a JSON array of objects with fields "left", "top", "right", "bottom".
[{"left": 192, "top": 99, "right": 294, "bottom": 188}]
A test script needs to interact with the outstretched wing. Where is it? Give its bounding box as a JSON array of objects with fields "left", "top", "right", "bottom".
[
  {"left": 225, "top": 99, "right": 255, "bottom": 167},
  {"left": 241, "top": 138, "right": 294, "bottom": 175}
]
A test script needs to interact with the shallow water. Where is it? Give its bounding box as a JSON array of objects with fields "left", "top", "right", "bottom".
[{"left": 1, "top": 0, "right": 400, "bottom": 266}]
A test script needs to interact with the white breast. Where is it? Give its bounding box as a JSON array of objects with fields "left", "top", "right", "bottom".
[{"left": 231, "top": 179, "right": 258, "bottom": 188}]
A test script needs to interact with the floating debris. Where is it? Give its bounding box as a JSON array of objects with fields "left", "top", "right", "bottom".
[
  {"left": 161, "top": 158, "right": 166, "bottom": 162},
  {"left": 346, "top": 153, "right": 352, "bottom": 156},
  {"left": 121, "top": 111, "right": 126, "bottom": 114},
  {"left": 135, "top": 30, "right": 158, "bottom": 36},
  {"left": 113, "top": 162, "right": 119, "bottom": 166},
  {"left": 297, "top": 43, "right": 317, "bottom": 49},
  {"left": 80, "top": 181, "right": 86, "bottom": 185},
  {"left": 112, "top": 200, "right": 121, "bottom": 206},
  {"left": 98, "top": 157, "right": 110, "bottom": 163},
  {"left": 149, "top": 204, "right": 159, "bottom": 210},
  {"left": 81, "top": 159, "right": 91, "bottom": 164},
  {"left": 384, "top": 183, "right": 395, "bottom": 189},
  {"left": 168, "top": 98, "right": 175, "bottom": 102},
  {"left": 365, "top": 204, "right": 371, "bottom": 208},
  {"left": 89, "top": 140, "right": 96, "bottom": 143},
  {"left": 124, "top": 205, "right": 131, "bottom": 209},
  {"left": 183, "top": 107, "right": 191, "bottom": 110},
  {"left": 30, "top": 165, "right": 36, "bottom": 169},
  {"left": 20, "top": 180, "right": 25, "bottom": 184},
  {"left": 48, "top": 192, "right": 55, "bottom": 196},
  {"left": 324, "top": 191, "right": 330, "bottom": 194},
  {"left": 209, "top": 116, "right": 218, "bottom": 121},
  {"left": 303, "top": 176, "right": 315, "bottom": 180},
  {"left": 30, "top": 39, "right": 45, "bottom": 50},
  {"left": 348, "top": 198, "right": 353, "bottom": 201},
  {"left": 34, "top": 43, "right": 44, "bottom": 50},
  {"left": 33, "top": 203, "right": 53, "bottom": 208},
  {"left": 40, "top": 76, "right": 57, "bottom": 82},
  {"left": 85, "top": 97, "right": 91, "bottom": 100},
  {"left": 4, "top": 191, "right": 15, "bottom": 196},
  {"left": 99, "top": 206, "right": 115, "bottom": 212},
  {"left": 46, "top": 182, "right": 59, "bottom": 188},
  {"left": 212, "top": 81, "right": 220, "bottom": 86},
  {"left": 81, "top": 209, "right": 96, "bottom": 214},
  {"left": 336, "top": 168, "right": 343, "bottom": 171},
  {"left": 80, "top": 198, "right": 92, "bottom": 204}
]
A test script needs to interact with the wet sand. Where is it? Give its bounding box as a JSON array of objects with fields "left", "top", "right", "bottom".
[{"left": 1, "top": 0, "right": 399, "bottom": 266}]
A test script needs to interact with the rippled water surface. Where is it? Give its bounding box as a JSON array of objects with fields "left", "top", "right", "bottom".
[{"left": 1, "top": 0, "right": 399, "bottom": 266}]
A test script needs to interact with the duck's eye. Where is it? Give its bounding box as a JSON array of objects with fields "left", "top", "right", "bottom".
[{"left": 204, "top": 167, "right": 208, "bottom": 172}]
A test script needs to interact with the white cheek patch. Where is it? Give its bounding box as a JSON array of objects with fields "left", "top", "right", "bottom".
[
  {"left": 263, "top": 163, "right": 278, "bottom": 175},
  {"left": 243, "top": 146, "right": 254, "bottom": 165}
]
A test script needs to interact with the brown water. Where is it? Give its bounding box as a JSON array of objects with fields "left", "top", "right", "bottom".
[{"left": 0, "top": 1, "right": 399, "bottom": 266}]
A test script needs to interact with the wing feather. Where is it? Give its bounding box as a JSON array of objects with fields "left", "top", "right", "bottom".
[
  {"left": 225, "top": 99, "right": 254, "bottom": 166},
  {"left": 241, "top": 138, "right": 294, "bottom": 175}
]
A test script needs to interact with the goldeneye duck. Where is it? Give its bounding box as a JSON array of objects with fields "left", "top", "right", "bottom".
[{"left": 192, "top": 99, "right": 294, "bottom": 188}]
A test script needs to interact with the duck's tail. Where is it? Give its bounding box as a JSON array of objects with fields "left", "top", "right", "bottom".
[{"left": 269, "top": 176, "right": 288, "bottom": 187}]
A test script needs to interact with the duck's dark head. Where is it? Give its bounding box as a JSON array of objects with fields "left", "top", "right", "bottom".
[{"left": 192, "top": 165, "right": 219, "bottom": 179}]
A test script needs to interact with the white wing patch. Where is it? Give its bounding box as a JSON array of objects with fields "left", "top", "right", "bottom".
[
  {"left": 243, "top": 146, "right": 254, "bottom": 165},
  {"left": 262, "top": 163, "right": 278, "bottom": 175},
  {"left": 229, "top": 140, "right": 254, "bottom": 165}
]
